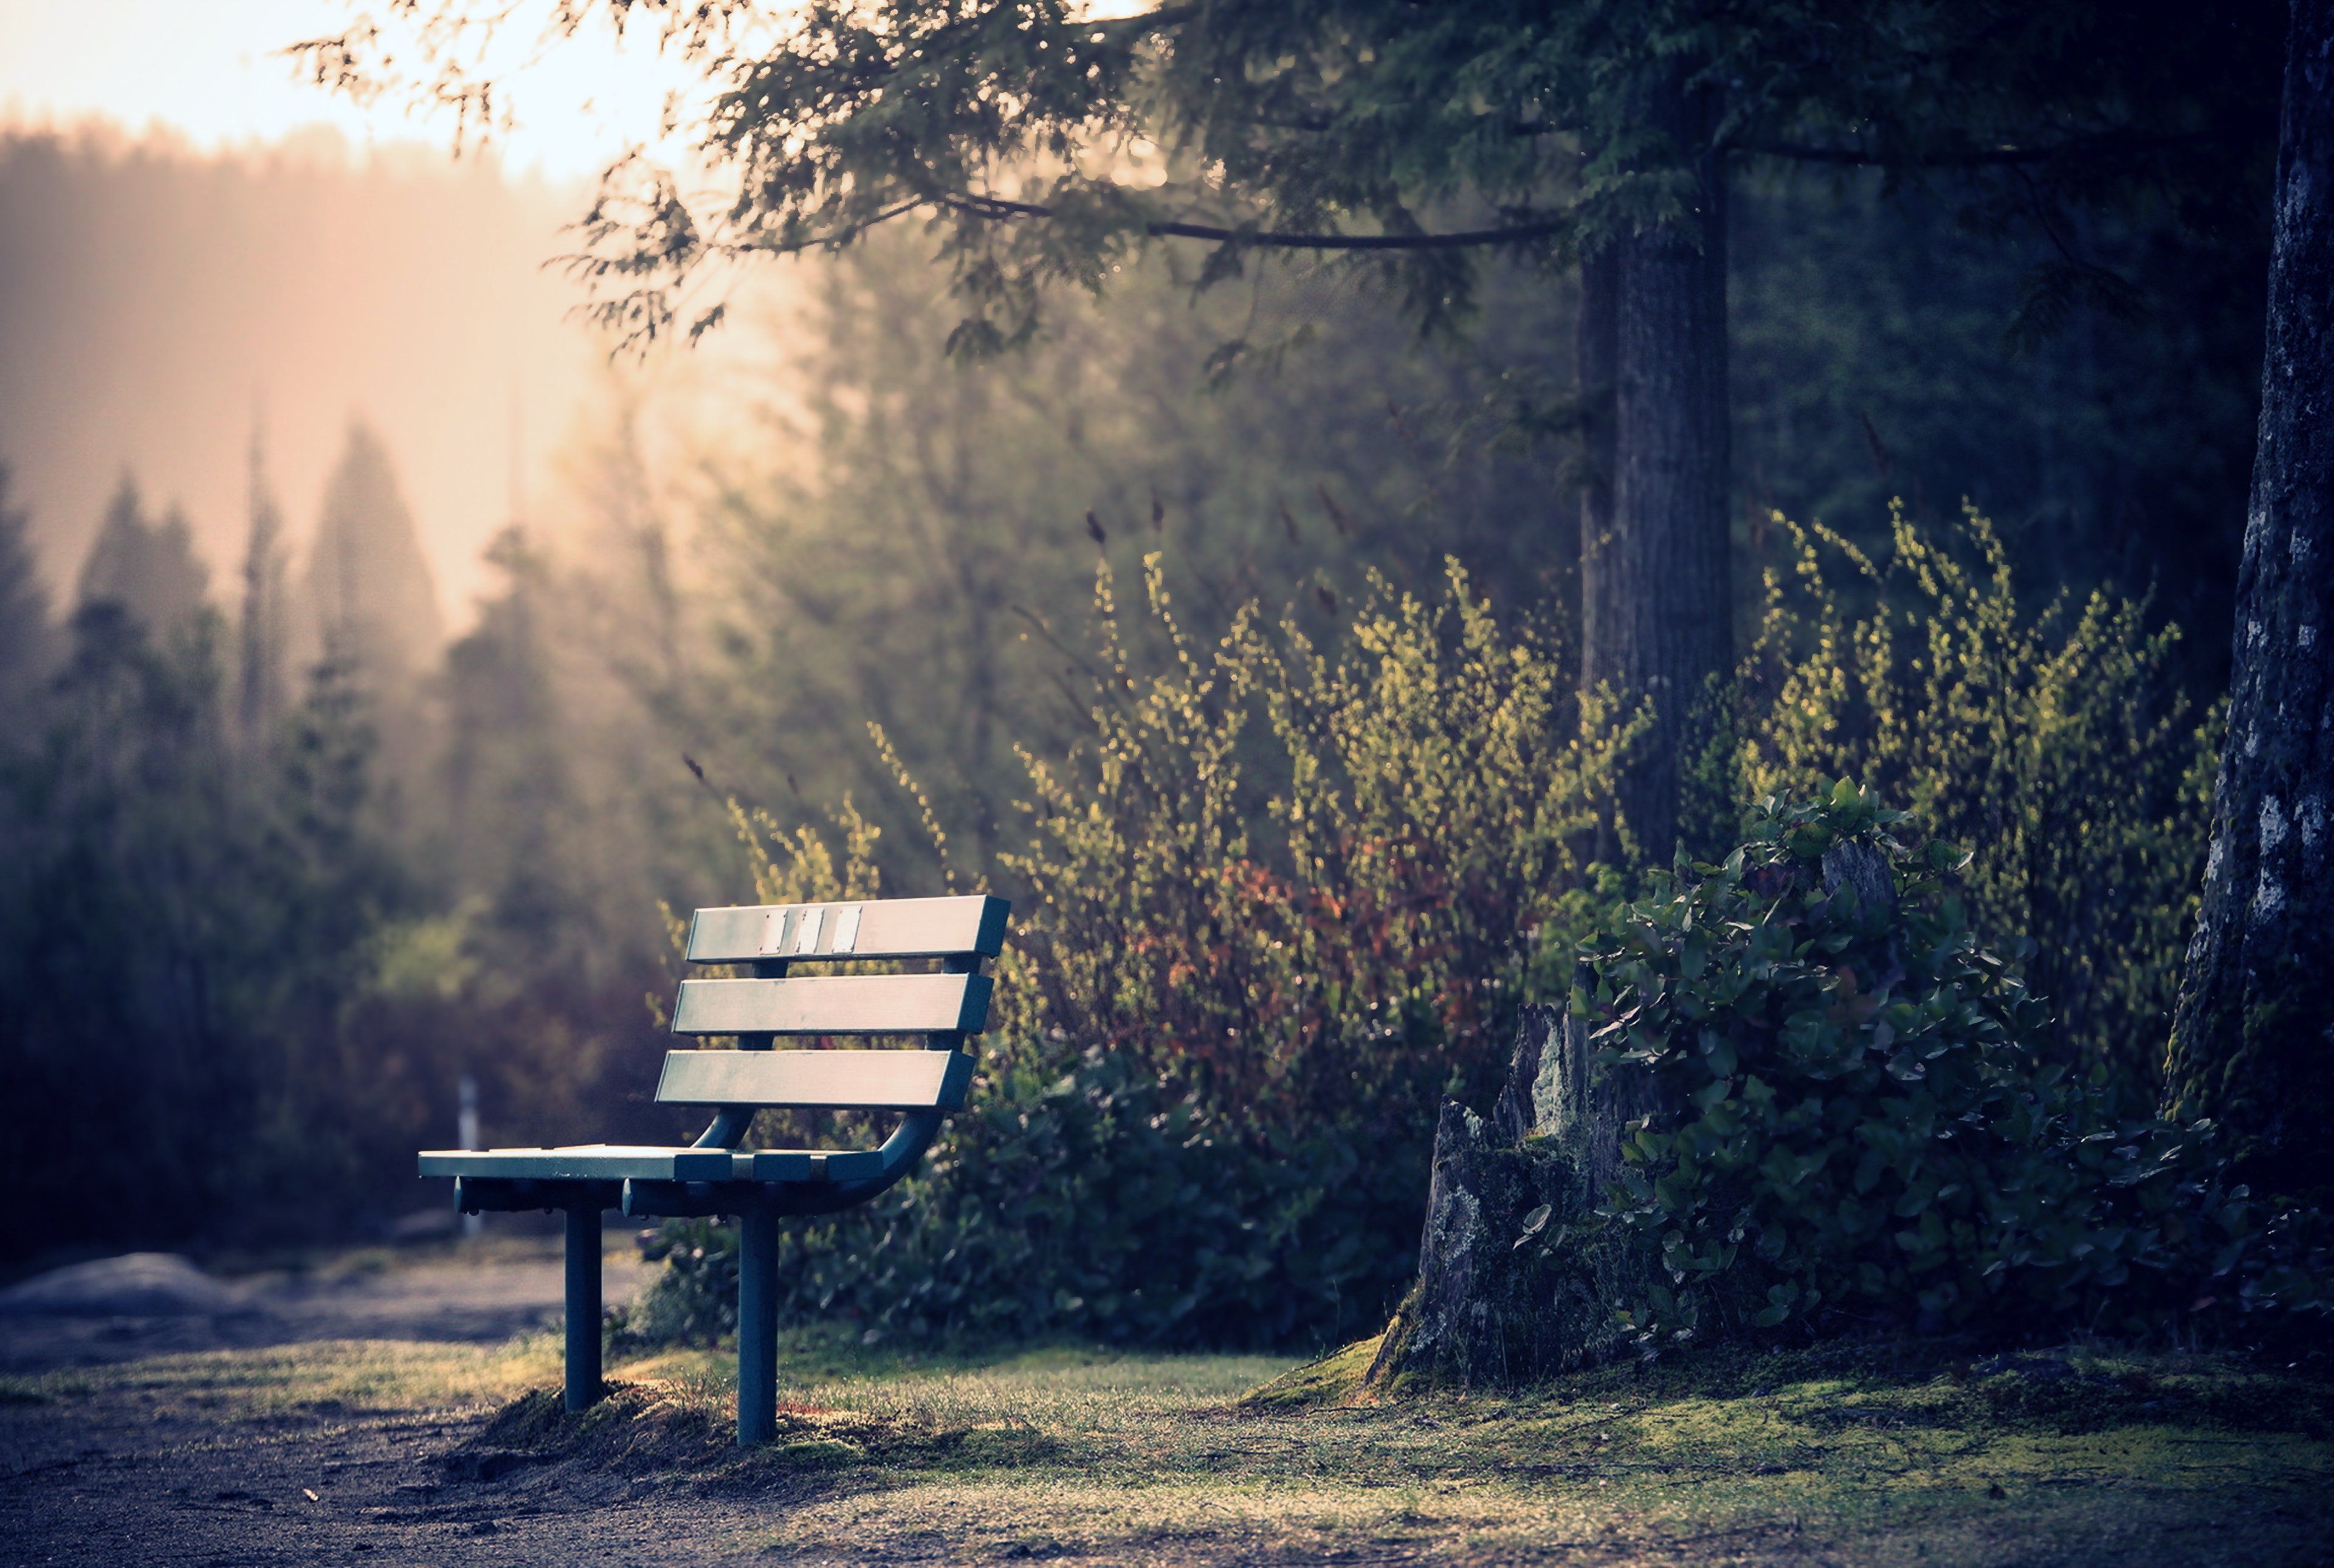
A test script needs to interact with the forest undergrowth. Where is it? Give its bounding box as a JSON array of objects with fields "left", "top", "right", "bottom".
[{"left": 627, "top": 509, "right": 2225, "bottom": 1354}]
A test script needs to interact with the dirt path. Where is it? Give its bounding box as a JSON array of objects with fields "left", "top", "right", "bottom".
[
  {"left": 2, "top": 1253, "right": 2331, "bottom": 1567},
  {"left": 0, "top": 1390, "right": 784, "bottom": 1566},
  {"left": 0, "top": 1239, "right": 655, "bottom": 1373},
  {"left": 7, "top": 1333, "right": 2334, "bottom": 1567}
]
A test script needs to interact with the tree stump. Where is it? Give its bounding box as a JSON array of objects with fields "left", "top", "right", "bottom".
[{"left": 1365, "top": 999, "right": 1647, "bottom": 1390}]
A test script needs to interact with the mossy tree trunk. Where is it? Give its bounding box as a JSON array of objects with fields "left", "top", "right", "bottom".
[
  {"left": 1365, "top": 1003, "right": 1653, "bottom": 1391},
  {"left": 2162, "top": 0, "right": 2334, "bottom": 1202}
]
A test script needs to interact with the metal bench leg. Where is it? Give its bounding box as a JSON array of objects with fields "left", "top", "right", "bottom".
[
  {"left": 737, "top": 1206, "right": 779, "bottom": 1446},
  {"left": 564, "top": 1205, "right": 604, "bottom": 1412}
]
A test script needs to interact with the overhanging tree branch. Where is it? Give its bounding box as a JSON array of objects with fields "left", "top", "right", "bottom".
[
  {"left": 939, "top": 193, "right": 1569, "bottom": 252},
  {"left": 1740, "top": 132, "right": 2220, "bottom": 169}
]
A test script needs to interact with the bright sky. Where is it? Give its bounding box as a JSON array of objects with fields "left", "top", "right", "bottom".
[{"left": 0, "top": 0, "right": 698, "bottom": 176}]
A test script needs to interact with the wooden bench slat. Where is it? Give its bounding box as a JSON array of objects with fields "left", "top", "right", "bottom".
[
  {"left": 741, "top": 1148, "right": 884, "bottom": 1182},
  {"left": 419, "top": 1146, "right": 889, "bottom": 1183},
  {"left": 418, "top": 1145, "right": 737, "bottom": 1182},
  {"left": 686, "top": 895, "right": 1008, "bottom": 964},
  {"left": 656, "top": 1048, "right": 973, "bottom": 1110},
  {"left": 670, "top": 972, "right": 993, "bottom": 1036}
]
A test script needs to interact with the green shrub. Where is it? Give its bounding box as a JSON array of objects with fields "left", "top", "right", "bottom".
[
  {"left": 991, "top": 553, "right": 1635, "bottom": 1157},
  {"left": 1721, "top": 509, "right": 2218, "bottom": 1091},
  {"left": 1578, "top": 783, "right": 2330, "bottom": 1344},
  {"left": 767, "top": 1045, "right": 1422, "bottom": 1346},
  {"left": 632, "top": 523, "right": 2262, "bottom": 1355},
  {"left": 639, "top": 557, "right": 1634, "bottom": 1347},
  {"left": 621, "top": 1219, "right": 742, "bottom": 1346}
]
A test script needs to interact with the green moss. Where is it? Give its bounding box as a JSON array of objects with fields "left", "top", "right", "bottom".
[{"left": 1238, "top": 1333, "right": 1383, "bottom": 1411}]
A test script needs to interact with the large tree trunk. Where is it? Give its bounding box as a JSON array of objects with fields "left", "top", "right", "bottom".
[
  {"left": 1577, "top": 245, "right": 1624, "bottom": 865},
  {"left": 1577, "top": 247, "right": 1619, "bottom": 682},
  {"left": 1590, "top": 76, "right": 1733, "bottom": 862},
  {"left": 2161, "top": 0, "right": 2334, "bottom": 1202}
]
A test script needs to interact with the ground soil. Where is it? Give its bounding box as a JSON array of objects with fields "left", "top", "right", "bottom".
[
  {"left": 0, "top": 1234, "right": 644, "bottom": 1373},
  {"left": 1, "top": 1243, "right": 2330, "bottom": 1566}
]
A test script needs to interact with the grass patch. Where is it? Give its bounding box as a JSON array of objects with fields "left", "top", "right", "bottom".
[
  {"left": 15, "top": 1328, "right": 2333, "bottom": 1563},
  {"left": 738, "top": 1336, "right": 2334, "bottom": 1564},
  {"left": 0, "top": 1334, "right": 563, "bottom": 1418},
  {"left": 1239, "top": 1330, "right": 1382, "bottom": 1411}
]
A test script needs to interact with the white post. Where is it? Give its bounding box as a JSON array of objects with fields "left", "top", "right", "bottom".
[{"left": 458, "top": 1074, "right": 483, "bottom": 1239}]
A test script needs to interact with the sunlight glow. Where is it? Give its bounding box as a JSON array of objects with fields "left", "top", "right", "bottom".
[{"left": 0, "top": 0, "right": 702, "bottom": 177}]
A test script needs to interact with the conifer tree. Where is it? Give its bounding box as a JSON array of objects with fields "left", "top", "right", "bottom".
[
  {"left": 2162, "top": 0, "right": 2334, "bottom": 1200},
  {"left": 76, "top": 472, "right": 208, "bottom": 636},
  {"left": 236, "top": 416, "right": 290, "bottom": 749},
  {"left": 0, "top": 463, "right": 50, "bottom": 709},
  {"left": 303, "top": 420, "right": 444, "bottom": 686},
  {"left": 305, "top": 0, "right": 2282, "bottom": 858}
]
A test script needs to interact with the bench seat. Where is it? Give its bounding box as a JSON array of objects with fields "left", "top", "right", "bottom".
[
  {"left": 421, "top": 892, "right": 1008, "bottom": 1443},
  {"left": 419, "top": 1144, "right": 887, "bottom": 1183}
]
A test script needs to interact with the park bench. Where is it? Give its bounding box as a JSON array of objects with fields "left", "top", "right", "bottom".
[{"left": 419, "top": 893, "right": 1008, "bottom": 1445}]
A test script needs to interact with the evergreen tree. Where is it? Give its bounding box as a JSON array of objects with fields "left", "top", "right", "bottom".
[
  {"left": 302, "top": 420, "right": 444, "bottom": 686},
  {"left": 236, "top": 417, "right": 289, "bottom": 749},
  {"left": 2162, "top": 0, "right": 2334, "bottom": 1201},
  {"left": 313, "top": 0, "right": 2282, "bottom": 859},
  {"left": 75, "top": 472, "right": 208, "bottom": 636},
  {"left": 0, "top": 463, "right": 50, "bottom": 710},
  {"left": 442, "top": 524, "right": 576, "bottom": 937}
]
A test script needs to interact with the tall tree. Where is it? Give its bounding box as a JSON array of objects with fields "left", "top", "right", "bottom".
[
  {"left": 237, "top": 415, "right": 290, "bottom": 749},
  {"left": 305, "top": 1, "right": 2279, "bottom": 856},
  {"left": 1596, "top": 65, "right": 1730, "bottom": 856},
  {"left": 301, "top": 420, "right": 444, "bottom": 686},
  {"left": 0, "top": 463, "right": 50, "bottom": 709},
  {"left": 76, "top": 472, "right": 208, "bottom": 636},
  {"left": 2162, "top": 0, "right": 2334, "bottom": 1201}
]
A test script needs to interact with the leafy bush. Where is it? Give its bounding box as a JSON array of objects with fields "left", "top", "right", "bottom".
[
  {"left": 619, "top": 1219, "right": 742, "bottom": 1347},
  {"left": 632, "top": 520, "right": 2248, "bottom": 1354},
  {"left": 1720, "top": 509, "right": 2218, "bottom": 1090},
  {"left": 640, "top": 558, "right": 1634, "bottom": 1347},
  {"left": 991, "top": 554, "right": 1635, "bottom": 1155},
  {"left": 766, "top": 1045, "right": 1420, "bottom": 1346},
  {"left": 1580, "top": 783, "right": 2330, "bottom": 1344}
]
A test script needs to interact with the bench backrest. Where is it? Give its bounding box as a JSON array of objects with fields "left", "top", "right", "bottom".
[{"left": 663, "top": 894, "right": 1007, "bottom": 1120}]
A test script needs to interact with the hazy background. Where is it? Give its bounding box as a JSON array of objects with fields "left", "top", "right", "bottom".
[
  {"left": 0, "top": 126, "right": 599, "bottom": 619},
  {"left": 0, "top": 3, "right": 2271, "bottom": 1319},
  {"left": 0, "top": 0, "right": 713, "bottom": 622}
]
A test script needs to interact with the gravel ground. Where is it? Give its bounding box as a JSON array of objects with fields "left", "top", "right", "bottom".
[
  {"left": 0, "top": 1242, "right": 800, "bottom": 1567},
  {"left": 0, "top": 1239, "right": 655, "bottom": 1373}
]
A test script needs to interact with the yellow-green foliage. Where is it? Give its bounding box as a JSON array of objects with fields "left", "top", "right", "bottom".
[
  {"left": 997, "top": 552, "right": 1637, "bottom": 1127},
  {"left": 722, "top": 793, "right": 885, "bottom": 910},
  {"left": 1728, "top": 509, "right": 2217, "bottom": 1088},
  {"left": 647, "top": 517, "right": 2222, "bottom": 1352},
  {"left": 645, "top": 558, "right": 1636, "bottom": 1348}
]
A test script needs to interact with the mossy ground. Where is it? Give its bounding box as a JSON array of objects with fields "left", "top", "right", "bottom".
[{"left": 1, "top": 1325, "right": 2329, "bottom": 1564}]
